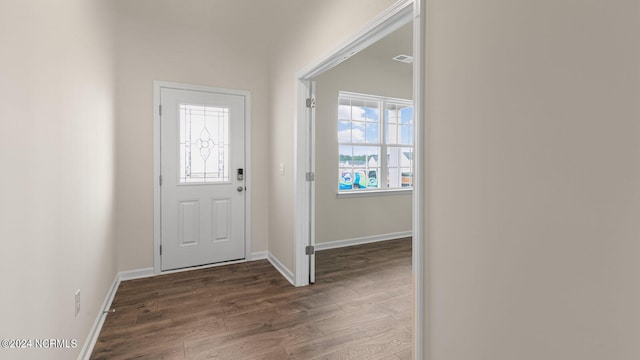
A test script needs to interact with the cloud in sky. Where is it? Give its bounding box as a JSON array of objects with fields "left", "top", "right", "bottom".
[
  {"left": 338, "top": 128, "right": 364, "bottom": 143},
  {"left": 338, "top": 105, "right": 369, "bottom": 143},
  {"left": 339, "top": 105, "right": 366, "bottom": 121}
]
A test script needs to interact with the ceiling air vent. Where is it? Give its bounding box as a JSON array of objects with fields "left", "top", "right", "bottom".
[{"left": 392, "top": 54, "right": 414, "bottom": 64}]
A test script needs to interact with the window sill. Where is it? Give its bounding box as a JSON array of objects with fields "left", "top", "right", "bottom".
[{"left": 336, "top": 188, "right": 413, "bottom": 199}]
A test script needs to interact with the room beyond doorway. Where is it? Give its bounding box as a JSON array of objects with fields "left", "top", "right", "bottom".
[{"left": 293, "top": 0, "right": 424, "bottom": 357}]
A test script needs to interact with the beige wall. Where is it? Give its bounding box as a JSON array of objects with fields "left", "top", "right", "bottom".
[
  {"left": 314, "top": 52, "right": 412, "bottom": 244},
  {"left": 425, "top": 0, "right": 640, "bottom": 358},
  {"left": 268, "top": 0, "right": 400, "bottom": 273},
  {"left": 0, "top": 0, "right": 117, "bottom": 358},
  {"left": 113, "top": 0, "right": 402, "bottom": 277},
  {"left": 114, "top": 0, "right": 273, "bottom": 271},
  {"left": 4, "top": 2, "right": 638, "bottom": 358}
]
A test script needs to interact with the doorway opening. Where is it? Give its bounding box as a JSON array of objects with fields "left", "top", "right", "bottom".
[{"left": 293, "top": 0, "right": 425, "bottom": 358}]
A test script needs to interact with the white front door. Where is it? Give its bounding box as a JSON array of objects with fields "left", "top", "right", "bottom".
[{"left": 160, "top": 87, "right": 246, "bottom": 271}]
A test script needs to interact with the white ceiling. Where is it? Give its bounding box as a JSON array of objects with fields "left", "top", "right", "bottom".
[{"left": 356, "top": 22, "right": 413, "bottom": 66}]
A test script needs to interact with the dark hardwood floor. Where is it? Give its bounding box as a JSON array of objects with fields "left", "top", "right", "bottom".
[{"left": 91, "top": 238, "right": 412, "bottom": 359}]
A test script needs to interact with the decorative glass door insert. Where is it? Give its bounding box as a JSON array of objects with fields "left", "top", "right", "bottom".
[{"left": 179, "top": 104, "right": 229, "bottom": 183}]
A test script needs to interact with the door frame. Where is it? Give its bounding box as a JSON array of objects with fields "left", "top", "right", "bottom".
[
  {"left": 293, "top": 0, "right": 425, "bottom": 358},
  {"left": 153, "top": 81, "right": 252, "bottom": 274}
]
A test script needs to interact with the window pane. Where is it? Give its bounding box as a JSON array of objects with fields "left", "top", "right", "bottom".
[
  {"left": 351, "top": 99, "right": 366, "bottom": 120},
  {"left": 400, "top": 147, "right": 413, "bottom": 168},
  {"left": 387, "top": 123, "right": 398, "bottom": 144},
  {"left": 366, "top": 123, "right": 379, "bottom": 144},
  {"left": 400, "top": 106, "right": 413, "bottom": 124},
  {"left": 386, "top": 102, "right": 413, "bottom": 145},
  {"left": 352, "top": 169, "right": 366, "bottom": 189},
  {"left": 387, "top": 166, "right": 400, "bottom": 188},
  {"left": 387, "top": 147, "right": 413, "bottom": 189},
  {"left": 179, "top": 104, "right": 229, "bottom": 183},
  {"left": 399, "top": 125, "right": 412, "bottom": 145},
  {"left": 367, "top": 168, "right": 380, "bottom": 188},
  {"left": 364, "top": 101, "right": 379, "bottom": 122},
  {"left": 387, "top": 147, "right": 399, "bottom": 167},
  {"left": 386, "top": 104, "right": 400, "bottom": 124},
  {"left": 338, "top": 121, "right": 351, "bottom": 142},
  {"left": 351, "top": 122, "right": 365, "bottom": 143},
  {"left": 338, "top": 145, "right": 380, "bottom": 191},
  {"left": 353, "top": 146, "right": 379, "bottom": 168},
  {"left": 338, "top": 104, "right": 351, "bottom": 120},
  {"left": 401, "top": 168, "right": 413, "bottom": 187},
  {"left": 339, "top": 145, "right": 352, "bottom": 166},
  {"left": 339, "top": 169, "right": 353, "bottom": 190}
]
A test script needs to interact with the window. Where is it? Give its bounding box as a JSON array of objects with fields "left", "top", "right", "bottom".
[
  {"left": 338, "top": 92, "right": 413, "bottom": 192},
  {"left": 179, "top": 104, "right": 230, "bottom": 183}
]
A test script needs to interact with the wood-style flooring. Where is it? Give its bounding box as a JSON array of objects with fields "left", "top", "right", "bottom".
[{"left": 90, "top": 238, "right": 412, "bottom": 359}]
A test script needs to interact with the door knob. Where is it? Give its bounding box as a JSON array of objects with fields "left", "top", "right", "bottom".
[{"left": 237, "top": 186, "right": 244, "bottom": 192}]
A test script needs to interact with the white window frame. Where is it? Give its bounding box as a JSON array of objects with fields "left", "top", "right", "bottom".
[{"left": 337, "top": 91, "right": 413, "bottom": 197}]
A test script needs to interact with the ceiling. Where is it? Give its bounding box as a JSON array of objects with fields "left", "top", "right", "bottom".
[{"left": 356, "top": 22, "right": 413, "bottom": 66}]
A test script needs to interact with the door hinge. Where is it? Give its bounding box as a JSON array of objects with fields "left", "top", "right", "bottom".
[
  {"left": 306, "top": 98, "right": 316, "bottom": 108},
  {"left": 305, "top": 245, "right": 315, "bottom": 255},
  {"left": 159, "top": 105, "right": 162, "bottom": 116},
  {"left": 159, "top": 175, "right": 163, "bottom": 186},
  {"left": 160, "top": 245, "right": 162, "bottom": 255},
  {"left": 305, "top": 172, "right": 315, "bottom": 181}
]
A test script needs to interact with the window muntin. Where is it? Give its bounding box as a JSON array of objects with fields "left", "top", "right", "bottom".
[{"left": 338, "top": 92, "right": 413, "bottom": 192}]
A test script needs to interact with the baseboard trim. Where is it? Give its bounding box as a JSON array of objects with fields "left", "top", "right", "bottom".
[
  {"left": 249, "top": 251, "right": 268, "bottom": 261},
  {"left": 119, "top": 267, "right": 154, "bottom": 281},
  {"left": 78, "top": 273, "right": 121, "bottom": 360},
  {"left": 267, "top": 252, "right": 296, "bottom": 286},
  {"left": 314, "top": 231, "right": 412, "bottom": 251}
]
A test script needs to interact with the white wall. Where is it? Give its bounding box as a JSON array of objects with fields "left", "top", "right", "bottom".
[
  {"left": 114, "top": 0, "right": 273, "bottom": 271},
  {"left": 268, "top": 0, "right": 400, "bottom": 273},
  {"left": 314, "top": 52, "right": 412, "bottom": 244},
  {"left": 0, "top": 0, "right": 117, "bottom": 359},
  {"left": 425, "top": 0, "right": 640, "bottom": 359}
]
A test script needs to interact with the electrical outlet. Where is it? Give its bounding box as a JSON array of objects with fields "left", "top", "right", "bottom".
[{"left": 75, "top": 290, "right": 81, "bottom": 317}]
